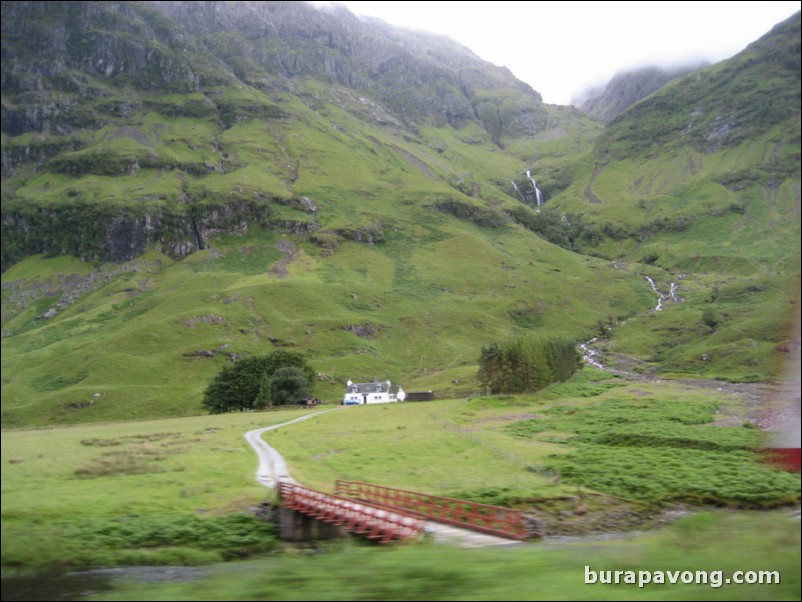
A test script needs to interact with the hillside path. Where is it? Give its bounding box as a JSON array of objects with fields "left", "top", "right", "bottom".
[
  {"left": 244, "top": 409, "right": 339, "bottom": 489},
  {"left": 244, "top": 408, "right": 516, "bottom": 547}
]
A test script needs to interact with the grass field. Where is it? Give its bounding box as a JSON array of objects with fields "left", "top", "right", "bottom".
[
  {"left": 4, "top": 368, "right": 797, "bottom": 576},
  {"left": 274, "top": 370, "right": 798, "bottom": 507},
  {"left": 98, "top": 511, "right": 801, "bottom": 601},
  {"left": 1, "top": 409, "right": 319, "bottom": 570}
]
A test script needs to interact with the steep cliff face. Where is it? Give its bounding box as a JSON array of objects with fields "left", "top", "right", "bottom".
[
  {"left": 577, "top": 63, "right": 705, "bottom": 123},
  {"left": 1, "top": 0, "right": 559, "bottom": 271},
  {"left": 145, "top": 0, "right": 545, "bottom": 133},
  {"left": 0, "top": 1, "right": 229, "bottom": 135},
  {"left": 1, "top": 0, "right": 545, "bottom": 138},
  {"left": 1, "top": 197, "right": 316, "bottom": 266}
]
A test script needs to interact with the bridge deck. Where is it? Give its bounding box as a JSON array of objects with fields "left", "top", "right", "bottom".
[
  {"left": 335, "top": 480, "right": 535, "bottom": 540},
  {"left": 279, "top": 482, "right": 426, "bottom": 544}
]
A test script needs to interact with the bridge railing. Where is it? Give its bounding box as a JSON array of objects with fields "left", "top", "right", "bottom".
[
  {"left": 334, "top": 480, "right": 532, "bottom": 540},
  {"left": 279, "top": 482, "right": 425, "bottom": 543}
]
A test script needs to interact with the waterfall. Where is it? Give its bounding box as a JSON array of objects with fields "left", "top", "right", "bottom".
[
  {"left": 645, "top": 276, "right": 665, "bottom": 311},
  {"left": 581, "top": 276, "right": 681, "bottom": 372},
  {"left": 511, "top": 181, "right": 519, "bottom": 196},
  {"left": 645, "top": 277, "right": 679, "bottom": 312},
  {"left": 668, "top": 282, "right": 681, "bottom": 304},
  {"left": 525, "top": 170, "right": 544, "bottom": 206},
  {"left": 580, "top": 337, "right": 605, "bottom": 369}
]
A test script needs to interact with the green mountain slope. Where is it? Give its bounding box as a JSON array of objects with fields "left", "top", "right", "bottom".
[
  {"left": 1, "top": 3, "right": 799, "bottom": 426},
  {"left": 0, "top": 1, "right": 623, "bottom": 427},
  {"left": 548, "top": 12, "right": 801, "bottom": 380}
]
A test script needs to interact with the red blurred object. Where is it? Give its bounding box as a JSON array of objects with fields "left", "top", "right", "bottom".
[
  {"left": 760, "top": 283, "right": 800, "bottom": 473},
  {"left": 335, "top": 480, "right": 534, "bottom": 539},
  {"left": 763, "top": 447, "right": 801, "bottom": 472}
]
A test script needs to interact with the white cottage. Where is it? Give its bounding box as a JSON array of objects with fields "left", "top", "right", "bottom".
[{"left": 343, "top": 379, "right": 406, "bottom": 405}]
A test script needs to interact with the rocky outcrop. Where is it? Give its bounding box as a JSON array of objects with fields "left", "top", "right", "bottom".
[
  {"left": 338, "top": 322, "right": 383, "bottom": 339},
  {"left": 1, "top": 135, "right": 85, "bottom": 178},
  {"left": 0, "top": 2, "right": 228, "bottom": 136},
  {"left": 0, "top": 199, "right": 316, "bottom": 270},
  {"left": 334, "top": 224, "right": 385, "bottom": 245}
]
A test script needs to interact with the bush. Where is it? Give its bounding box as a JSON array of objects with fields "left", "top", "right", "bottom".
[
  {"left": 57, "top": 513, "right": 278, "bottom": 566},
  {"left": 435, "top": 199, "right": 506, "bottom": 228},
  {"left": 508, "top": 398, "right": 801, "bottom": 505},
  {"left": 505, "top": 207, "right": 588, "bottom": 251},
  {"left": 702, "top": 306, "right": 724, "bottom": 331}
]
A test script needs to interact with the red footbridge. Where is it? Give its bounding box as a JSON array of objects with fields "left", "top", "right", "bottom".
[
  {"left": 278, "top": 480, "right": 534, "bottom": 543},
  {"left": 279, "top": 482, "right": 426, "bottom": 543}
]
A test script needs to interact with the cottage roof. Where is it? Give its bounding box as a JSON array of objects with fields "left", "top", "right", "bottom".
[{"left": 346, "top": 380, "right": 392, "bottom": 394}]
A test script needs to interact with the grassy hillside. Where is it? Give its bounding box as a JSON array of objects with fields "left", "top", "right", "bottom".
[
  {"left": 543, "top": 12, "right": 801, "bottom": 381},
  {"left": 2, "top": 6, "right": 800, "bottom": 428},
  {"left": 0, "top": 206, "right": 648, "bottom": 426},
  {"left": 2, "top": 60, "right": 639, "bottom": 427}
]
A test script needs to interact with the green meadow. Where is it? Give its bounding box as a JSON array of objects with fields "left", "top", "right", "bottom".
[
  {"left": 275, "top": 371, "right": 798, "bottom": 507},
  {"left": 3, "top": 369, "right": 797, "bottom": 576},
  {"left": 1, "top": 409, "right": 311, "bottom": 570}
]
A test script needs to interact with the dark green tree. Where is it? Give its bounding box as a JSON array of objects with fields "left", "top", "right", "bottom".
[
  {"left": 543, "top": 339, "right": 582, "bottom": 382},
  {"left": 477, "top": 342, "right": 502, "bottom": 394},
  {"left": 477, "top": 337, "right": 579, "bottom": 395},
  {"left": 269, "top": 367, "right": 311, "bottom": 406},
  {"left": 202, "top": 351, "right": 315, "bottom": 413}
]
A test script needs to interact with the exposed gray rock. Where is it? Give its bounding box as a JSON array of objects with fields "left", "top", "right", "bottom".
[
  {"left": 0, "top": 198, "right": 315, "bottom": 269},
  {"left": 339, "top": 322, "right": 383, "bottom": 339}
]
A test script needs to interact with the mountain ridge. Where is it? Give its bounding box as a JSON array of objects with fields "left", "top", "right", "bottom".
[{"left": 576, "top": 62, "right": 707, "bottom": 123}]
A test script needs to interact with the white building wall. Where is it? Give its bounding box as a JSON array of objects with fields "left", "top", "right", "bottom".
[{"left": 342, "top": 381, "right": 399, "bottom": 405}]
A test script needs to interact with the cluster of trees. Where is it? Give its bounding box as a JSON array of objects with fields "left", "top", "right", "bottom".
[
  {"left": 202, "top": 351, "right": 316, "bottom": 414},
  {"left": 477, "top": 337, "right": 580, "bottom": 395}
]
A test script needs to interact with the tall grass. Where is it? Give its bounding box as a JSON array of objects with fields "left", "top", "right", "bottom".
[{"left": 100, "top": 512, "right": 801, "bottom": 601}]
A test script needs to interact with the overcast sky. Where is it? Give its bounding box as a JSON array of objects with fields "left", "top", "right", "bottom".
[{"left": 320, "top": 1, "right": 800, "bottom": 105}]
